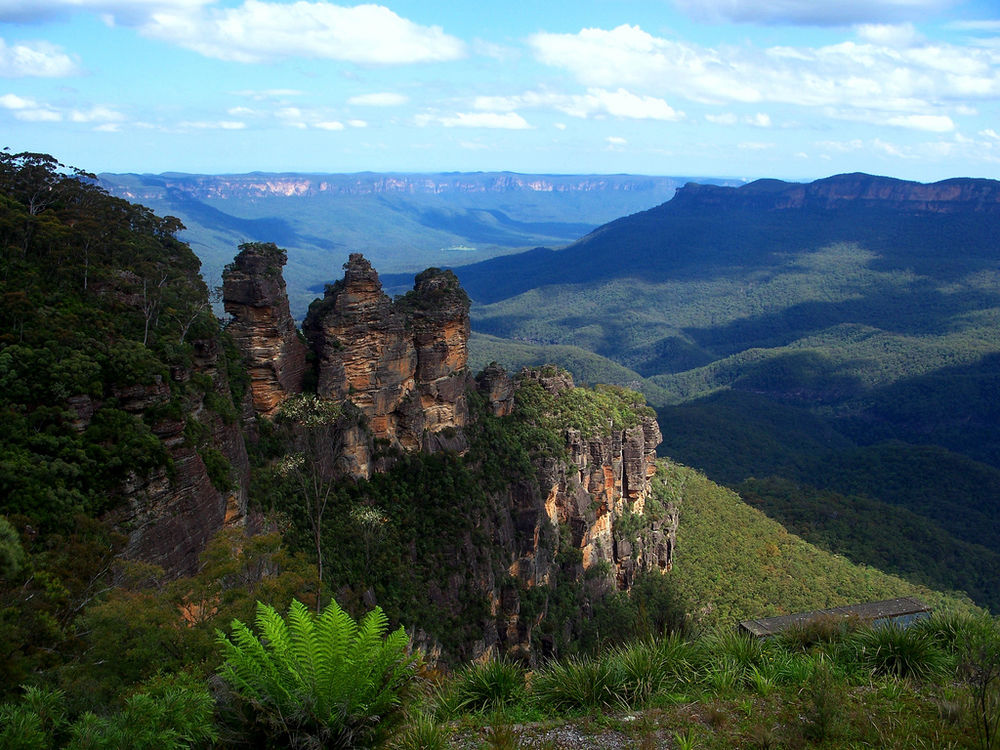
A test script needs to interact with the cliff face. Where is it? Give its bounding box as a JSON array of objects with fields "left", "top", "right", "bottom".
[
  {"left": 222, "top": 243, "right": 308, "bottom": 417},
  {"left": 102, "top": 172, "right": 682, "bottom": 202},
  {"left": 223, "top": 249, "right": 676, "bottom": 661},
  {"left": 674, "top": 173, "right": 1000, "bottom": 214},
  {"left": 302, "top": 254, "right": 471, "bottom": 455},
  {"left": 491, "top": 369, "right": 675, "bottom": 658},
  {"left": 117, "top": 337, "right": 249, "bottom": 575}
]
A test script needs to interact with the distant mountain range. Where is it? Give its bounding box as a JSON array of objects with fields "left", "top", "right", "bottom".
[
  {"left": 451, "top": 172, "right": 1000, "bottom": 611},
  {"left": 99, "top": 171, "right": 739, "bottom": 316}
]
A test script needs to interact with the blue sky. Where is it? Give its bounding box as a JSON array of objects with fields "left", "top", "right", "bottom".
[{"left": 2, "top": 0, "right": 999, "bottom": 180}]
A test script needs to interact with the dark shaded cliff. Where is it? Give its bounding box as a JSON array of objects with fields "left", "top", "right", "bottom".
[
  {"left": 0, "top": 152, "right": 250, "bottom": 576},
  {"left": 447, "top": 172, "right": 1000, "bottom": 304}
]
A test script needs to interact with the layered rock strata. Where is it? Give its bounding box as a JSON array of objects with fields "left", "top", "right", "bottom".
[
  {"left": 302, "top": 254, "right": 471, "bottom": 453},
  {"left": 222, "top": 242, "right": 308, "bottom": 417}
]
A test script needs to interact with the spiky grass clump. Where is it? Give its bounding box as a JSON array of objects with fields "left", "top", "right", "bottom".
[
  {"left": 531, "top": 655, "right": 629, "bottom": 713},
  {"left": 390, "top": 713, "right": 451, "bottom": 750},
  {"left": 856, "top": 624, "right": 948, "bottom": 681},
  {"left": 452, "top": 658, "right": 526, "bottom": 715},
  {"left": 780, "top": 614, "right": 862, "bottom": 652}
]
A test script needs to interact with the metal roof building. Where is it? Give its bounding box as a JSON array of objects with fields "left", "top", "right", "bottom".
[{"left": 738, "top": 597, "right": 932, "bottom": 638}]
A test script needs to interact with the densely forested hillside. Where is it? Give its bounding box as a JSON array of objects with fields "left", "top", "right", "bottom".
[
  {"left": 460, "top": 174, "right": 1000, "bottom": 613},
  {"left": 4, "top": 154, "right": 992, "bottom": 748}
]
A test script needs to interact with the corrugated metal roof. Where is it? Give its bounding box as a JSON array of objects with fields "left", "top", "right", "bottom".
[{"left": 738, "top": 597, "right": 931, "bottom": 637}]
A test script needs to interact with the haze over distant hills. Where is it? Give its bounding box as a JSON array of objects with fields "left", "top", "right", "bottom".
[
  {"left": 99, "top": 171, "right": 739, "bottom": 316},
  {"left": 456, "top": 172, "right": 1000, "bottom": 611}
]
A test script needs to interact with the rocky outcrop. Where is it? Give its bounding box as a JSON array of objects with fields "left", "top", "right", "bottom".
[
  {"left": 68, "top": 338, "right": 250, "bottom": 576},
  {"left": 302, "top": 254, "right": 471, "bottom": 454},
  {"left": 473, "top": 368, "right": 676, "bottom": 660},
  {"left": 674, "top": 173, "right": 1000, "bottom": 214},
  {"left": 222, "top": 242, "right": 308, "bottom": 417}
]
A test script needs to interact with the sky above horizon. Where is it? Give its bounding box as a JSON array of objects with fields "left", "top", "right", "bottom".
[{"left": 2, "top": 0, "right": 999, "bottom": 181}]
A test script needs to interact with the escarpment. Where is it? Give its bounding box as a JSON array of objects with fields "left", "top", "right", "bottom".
[
  {"left": 223, "top": 249, "right": 678, "bottom": 660},
  {"left": 221, "top": 242, "right": 308, "bottom": 417}
]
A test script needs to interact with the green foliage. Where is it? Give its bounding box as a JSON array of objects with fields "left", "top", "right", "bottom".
[
  {"left": 450, "top": 658, "right": 526, "bottom": 714},
  {"left": 217, "top": 597, "right": 418, "bottom": 748},
  {"left": 0, "top": 674, "right": 215, "bottom": 750},
  {"left": 855, "top": 624, "right": 949, "bottom": 680},
  {"left": 660, "top": 460, "right": 979, "bottom": 628},
  {"left": 531, "top": 655, "right": 628, "bottom": 712},
  {"left": 513, "top": 370, "right": 654, "bottom": 438},
  {"left": 739, "top": 475, "right": 1000, "bottom": 612},
  {"left": 0, "top": 516, "right": 25, "bottom": 581}
]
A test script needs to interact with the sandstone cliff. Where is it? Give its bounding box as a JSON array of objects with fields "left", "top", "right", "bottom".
[
  {"left": 302, "top": 253, "right": 471, "bottom": 455},
  {"left": 222, "top": 242, "right": 308, "bottom": 417},
  {"left": 482, "top": 368, "right": 675, "bottom": 659},
  {"left": 673, "top": 173, "right": 1000, "bottom": 214},
  {"left": 222, "top": 248, "right": 677, "bottom": 661}
]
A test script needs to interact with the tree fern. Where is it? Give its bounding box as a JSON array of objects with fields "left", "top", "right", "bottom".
[{"left": 217, "top": 597, "right": 417, "bottom": 748}]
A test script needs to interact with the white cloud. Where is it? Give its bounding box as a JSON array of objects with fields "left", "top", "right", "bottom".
[
  {"left": 606, "top": 135, "right": 627, "bottom": 145},
  {"left": 671, "top": 0, "right": 954, "bottom": 26},
  {"left": 855, "top": 23, "right": 922, "bottom": 47},
  {"left": 746, "top": 112, "right": 772, "bottom": 127},
  {"left": 706, "top": 112, "right": 738, "bottom": 125},
  {"left": 347, "top": 92, "right": 408, "bottom": 106},
  {"left": 70, "top": 105, "right": 125, "bottom": 123},
  {"left": 473, "top": 87, "right": 683, "bottom": 121},
  {"left": 529, "top": 24, "right": 999, "bottom": 131},
  {"left": 178, "top": 119, "right": 246, "bottom": 129},
  {"left": 347, "top": 119, "right": 367, "bottom": 127},
  {"left": 141, "top": 1, "right": 466, "bottom": 64},
  {"left": 981, "top": 128, "right": 1000, "bottom": 140},
  {"left": 885, "top": 113, "right": 955, "bottom": 131},
  {"left": 0, "top": 38, "right": 78, "bottom": 77},
  {"left": 0, "top": 92, "right": 62, "bottom": 120},
  {"left": 315, "top": 120, "right": 345, "bottom": 130},
  {"left": 438, "top": 111, "right": 532, "bottom": 129},
  {"left": 738, "top": 141, "right": 775, "bottom": 150}
]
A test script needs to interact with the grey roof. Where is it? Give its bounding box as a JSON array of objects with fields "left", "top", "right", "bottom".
[{"left": 738, "top": 597, "right": 931, "bottom": 638}]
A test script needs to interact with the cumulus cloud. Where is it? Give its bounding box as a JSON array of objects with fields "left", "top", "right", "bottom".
[
  {"left": 529, "top": 24, "right": 998, "bottom": 131},
  {"left": 0, "top": 38, "right": 77, "bottom": 77},
  {"left": 348, "top": 92, "right": 408, "bottom": 106},
  {"left": 473, "top": 87, "right": 683, "bottom": 121},
  {"left": 885, "top": 113, "right": 955, "bottom": 131},
  {"left": 855, "top": 23, "right": 923, "bottom": 47},
  {"left": 671, "top": 0, "right": 954, "bottom": 26},
  {"left": 140, "top": 1, "right": 466, "bottom": 64},
  {"left": 438, "top": 112, "right": 532, "bottom": 129},
  {"left": 315, "top": 120, "right": 345, "bottom": 130},
  {"left": 0, "top": 92, "right": 61, "bottom": 120},
  {"left": 70, "top": 105, "right": 125, "bottom": 123}
]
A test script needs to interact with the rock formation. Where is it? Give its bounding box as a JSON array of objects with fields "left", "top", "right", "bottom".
[
  {"left": 674, "top": 173, "right": 1000, "bottom": 214},
  {"left": 302, "top": 254, "right": 471, "bottom": 454},
  {"left": 494, "top": 369, "right": 674, "bottom": 657},
  {"left": 222, "top": 242, "right": 308, "bottom": 417}
]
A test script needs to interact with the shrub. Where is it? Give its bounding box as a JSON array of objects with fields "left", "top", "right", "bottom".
[
  {"left": 452, "top": 658, "right": 526, "bottom": 714},
  {"left": 856, "top": 623, "right": 948, "bottom": 680},
  {"left": 531, "top": 655, "right": 628, "bottom": 712},
  {"left": 217, "top": 598, "right": 417, "bottom": 748},
  {"left": 780, "top": 614, "right": 862, "bottom": 652}
]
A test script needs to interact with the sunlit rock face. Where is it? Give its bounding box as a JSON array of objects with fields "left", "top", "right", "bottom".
[
  {"left": 303, "top": 254, "right": 471, "bottom": 453},
  {"left": 222, "top": 242, "right": 308, "bottom": 417}
]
